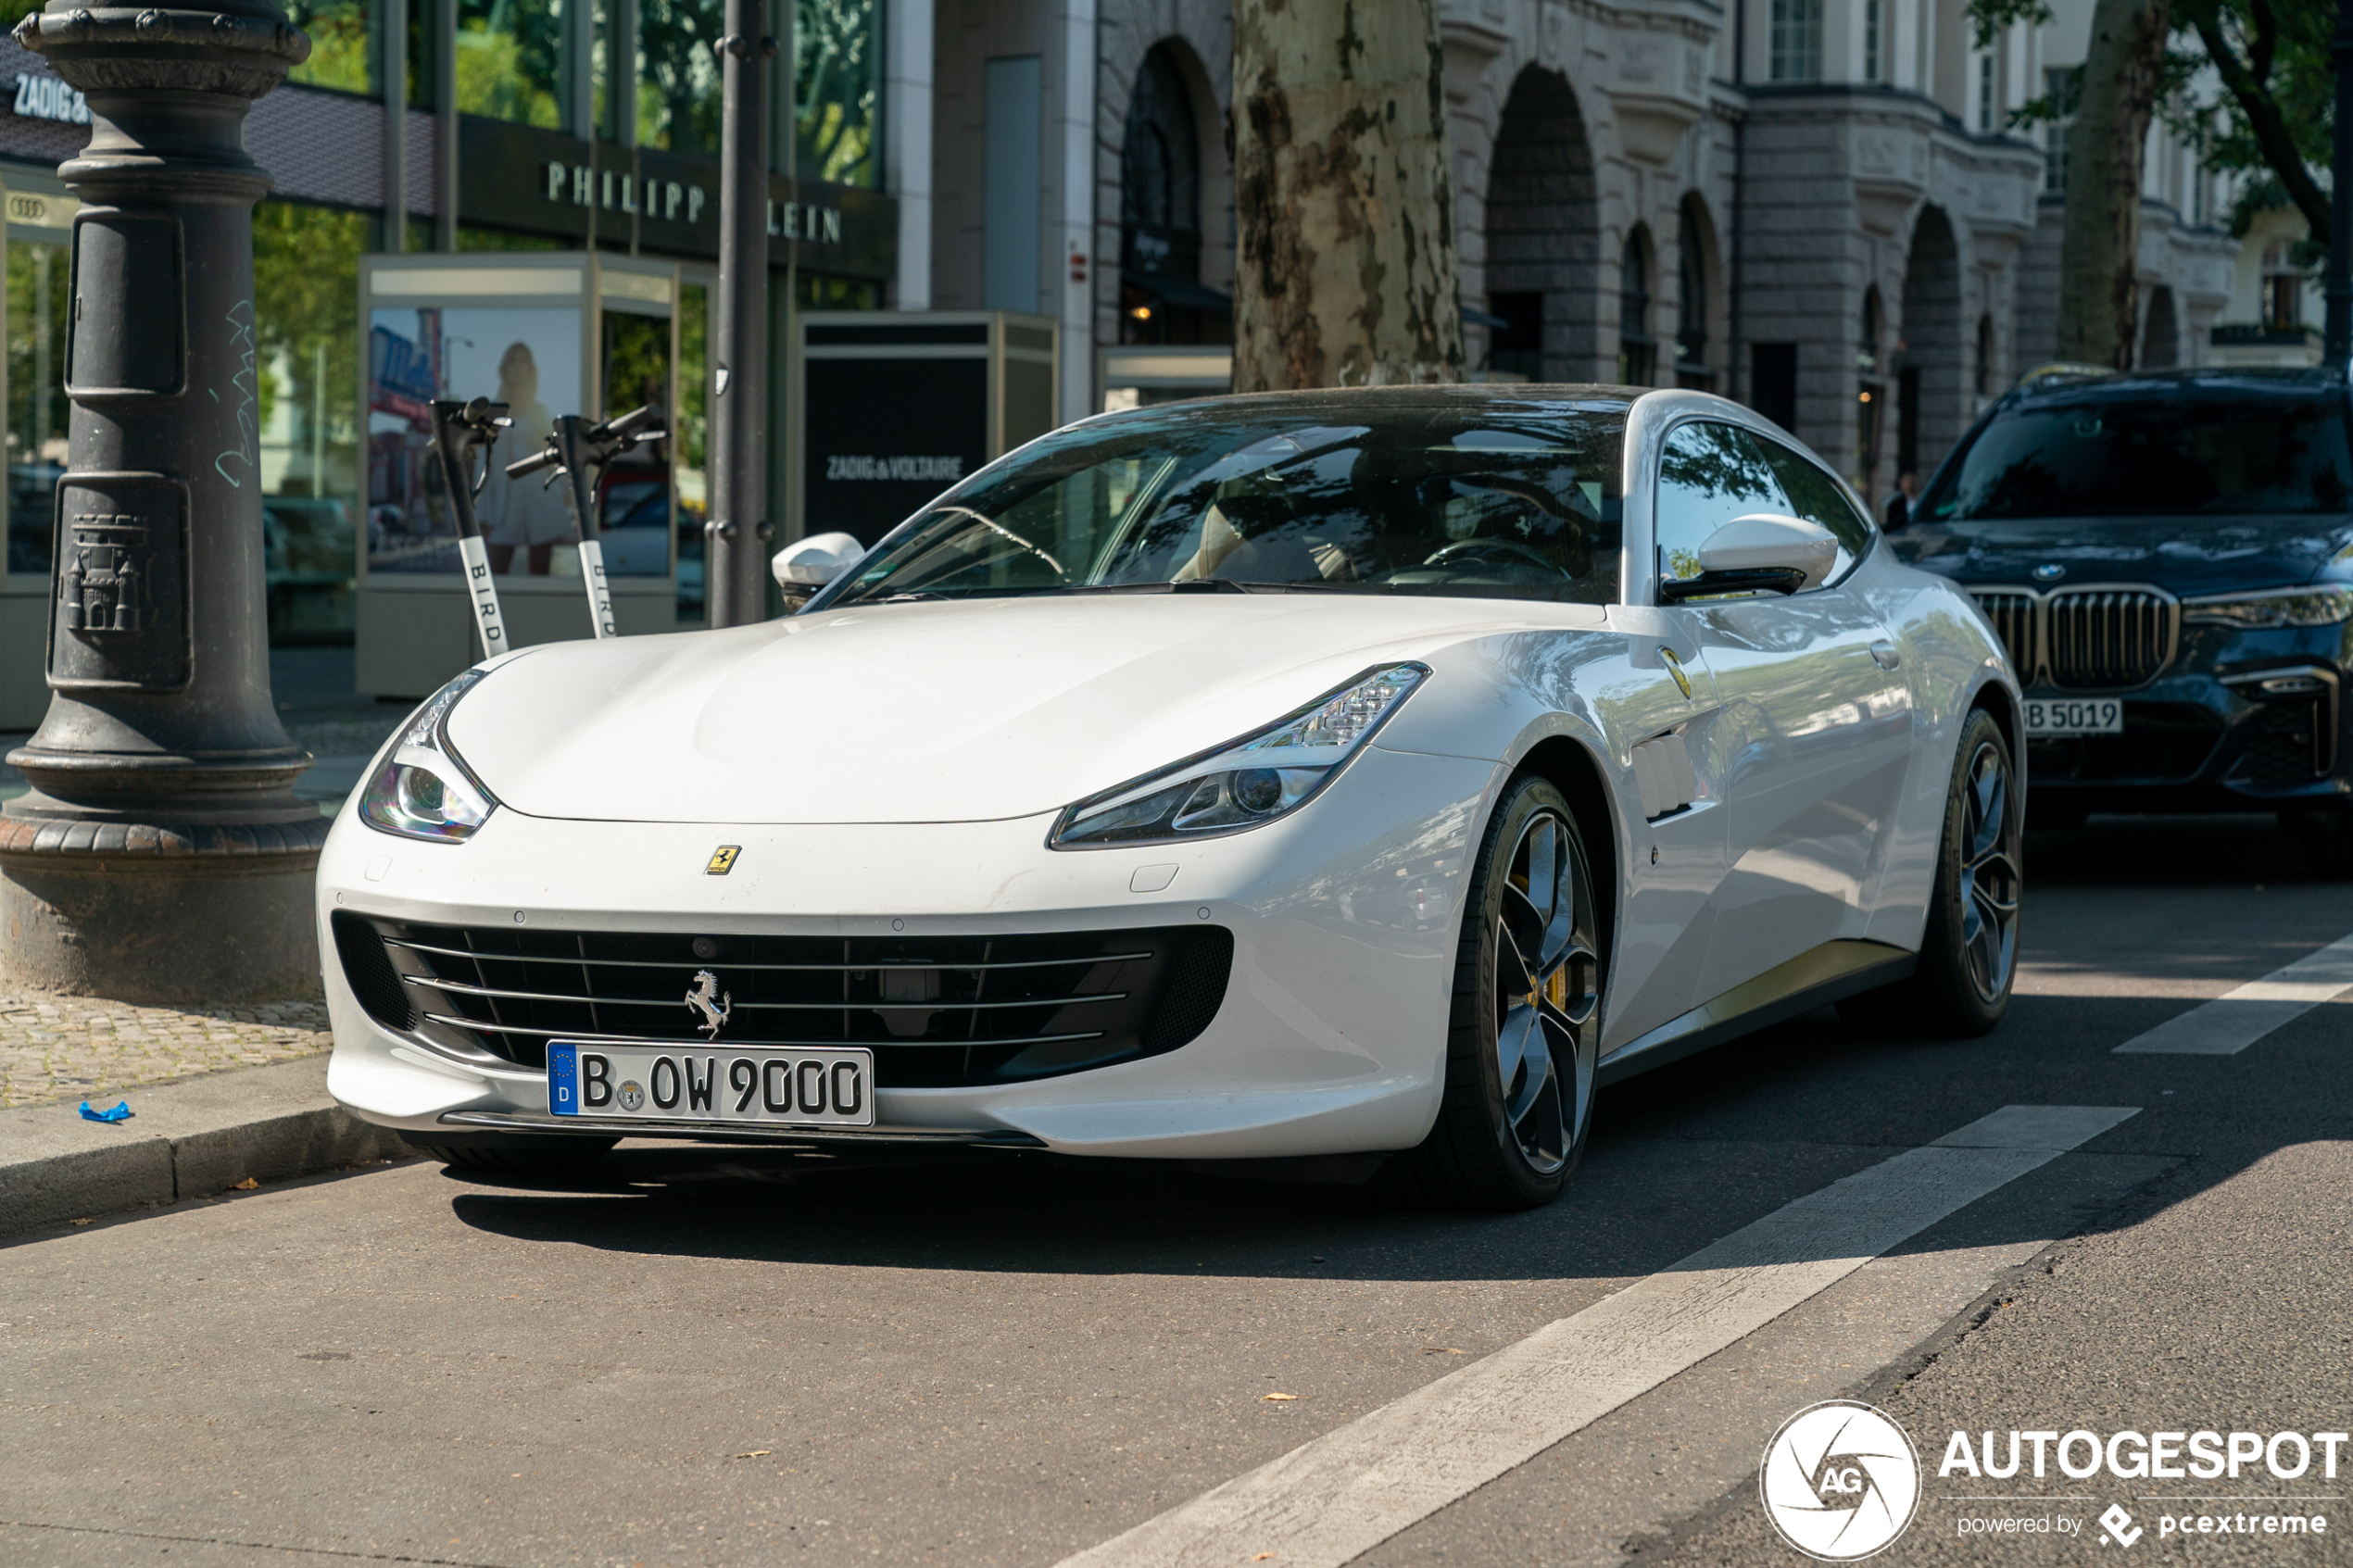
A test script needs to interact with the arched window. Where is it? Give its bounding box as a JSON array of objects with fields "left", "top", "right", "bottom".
[
  {"left": 1617, "top": 228, "right": 1655, "bottom": 386},
  {"left": 1677, "top": 212, "right": 1707, "bottom": 382},
  {"left": 1120, "top": 45, "right": 1215, "bottom": 345}
]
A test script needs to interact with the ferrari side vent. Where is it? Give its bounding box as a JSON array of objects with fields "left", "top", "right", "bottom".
[
  {"left": 332, "top": 911, "right": 414, "bottom": 1032},
  {"left": 1144, "top": 927, "right": 1235, "bottom": 1053}
]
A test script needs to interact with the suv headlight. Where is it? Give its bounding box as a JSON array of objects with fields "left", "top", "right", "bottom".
[
  {"left": 1050, "top": 663, "right": 1428, "bottom": 848},
  {"left": 358, "top": 670, "right": 499, "bottom": 843},
  {"left": 2181, "top": 585, "right": 2353, "bottom": 629}
]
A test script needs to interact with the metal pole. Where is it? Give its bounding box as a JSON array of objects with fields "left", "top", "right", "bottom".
[
  {"left": 1, "top": 0, "right": 321, "bottom": 1002},
  {"left": 708, "top": 0, "right": 776, "bottom": 627},
  {"left": 2329, "top": 0, "right": 2353, "bottom": 363}
]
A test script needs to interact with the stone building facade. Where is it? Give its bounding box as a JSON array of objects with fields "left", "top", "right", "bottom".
[{"left": 981, "top": 0, "right": 2239, "bottom": 507}]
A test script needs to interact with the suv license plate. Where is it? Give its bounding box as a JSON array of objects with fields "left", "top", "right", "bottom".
[
  {"left": 547, "top": 1042, "right": 875, "bottom": 1127},
  {"left": 2024, "top": 697, "right": 2123, "bottom": 737}
]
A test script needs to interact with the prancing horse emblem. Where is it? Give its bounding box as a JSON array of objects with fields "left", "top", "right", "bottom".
[{"left": 686, "top": 969, "right": 732, "bottom": 1039}]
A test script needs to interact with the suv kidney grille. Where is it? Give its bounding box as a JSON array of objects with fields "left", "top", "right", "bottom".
[
  {"left": 2045, "top": 589, "right": 2176, "bottom": 688},
  {"left": 1971, "top": 591, "right": 2037, "bottom": 675},
  {"left": 1968, "top": 584, "right": 2178, "bottom": 691},
  {"left": 332, "top": 914, "right": 1232, "bottom": 1088}
]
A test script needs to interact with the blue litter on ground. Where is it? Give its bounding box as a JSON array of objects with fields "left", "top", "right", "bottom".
[{"left": 78, "top": 1099, "right": 132, "bottom": 1123}]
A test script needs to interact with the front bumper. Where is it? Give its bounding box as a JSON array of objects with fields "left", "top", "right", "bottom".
[
  {"left": 318, "top": 745, "right": 1498, "bottom": 1160},
  {"left": 2028, "top": 626, "right": 2353, "bottom": 815}
]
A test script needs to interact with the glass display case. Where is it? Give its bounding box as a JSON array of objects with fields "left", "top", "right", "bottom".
[{"left": 357, "top": 251, "right": 706, "bottom": 698}]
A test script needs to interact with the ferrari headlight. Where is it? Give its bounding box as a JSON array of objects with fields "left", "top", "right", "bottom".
[
  {"left": 2181, "top": 585, "right": 2353, "bottom": 630},
  {"left": 358, "top": 670, "right": 499, "bottom": 843},
  {"left": 1051, "top": 663, "right": 1428, "bottom": 848}
]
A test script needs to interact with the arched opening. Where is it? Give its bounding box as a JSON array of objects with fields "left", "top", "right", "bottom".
[
  {"left": 1895, "top": 205, "right": 1963, "bottom": 492},
  {"left": 2140, "top": 286, "right": 2178, "bottom": 369},
  {"left": 1119, "top": 42, "right": 1229, "bottom": 346},
  {"left": 1674, "top": 194, "right": 1721, "bottom": 390},
  {"left": 1617, "top": 226, "right": 1656, "bottom": 386},
  {"left": 1484, "top": 68, "right": 1600, "bottom": 383}
]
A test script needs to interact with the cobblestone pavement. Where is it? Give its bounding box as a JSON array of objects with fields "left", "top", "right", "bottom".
[{"left": 0, "top": 994, "right": 332, "bottom": 1110}]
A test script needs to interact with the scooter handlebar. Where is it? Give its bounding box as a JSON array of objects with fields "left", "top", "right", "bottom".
[{"left": 505, "top": 447, "right": 557, "bottom": 480}]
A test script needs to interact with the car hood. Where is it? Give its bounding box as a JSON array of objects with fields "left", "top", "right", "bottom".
[
  {"left": 1894, "top": 513, "right": 2353, "bottom": 597},
  {"left": 446, "top": 594, "right": 1579, "bottom": 823}
]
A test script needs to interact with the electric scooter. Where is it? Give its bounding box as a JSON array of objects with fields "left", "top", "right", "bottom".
[
  {"left": 504, "top": 405, "right": 667, "bottom": 640},
  {"left": 427, "top": 396, "right": 516, "bottom": 660}
]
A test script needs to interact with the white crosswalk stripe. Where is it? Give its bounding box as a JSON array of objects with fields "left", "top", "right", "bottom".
[
  {"left": 2112, "top": 929, "right": 2353, "bottom": 1055},
  {"left": 1055, "top": 1104, "right": 2139, "bottom": 1568}
]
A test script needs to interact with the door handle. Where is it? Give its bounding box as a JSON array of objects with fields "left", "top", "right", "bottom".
[{"left": 1869, "top": 639, "right": 1902, "bottom": 671}]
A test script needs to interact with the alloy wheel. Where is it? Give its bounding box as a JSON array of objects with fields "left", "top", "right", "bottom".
[
  {"left": 1492, "top": 809, "right": 1602, "bottom": 1175},
  {"left": 1958, "top": 739, "right": 2020, "bottom": 1002}
]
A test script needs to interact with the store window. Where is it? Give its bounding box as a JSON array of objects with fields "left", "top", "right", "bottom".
[
  {"left": 675, "top": 280, "right": 708, "bottom": 622},
  {"left": 796, "top": 0, "right": 880, "bottom": 185},
  {"left": 6, "top": 189, "right": 73, "bottom": 581},
  {"left": 254, "top": 202, "right": 368, "bottom": 642},
  {"left": 283, "top": 0, "right": 371, "bottom": 94},
  {"left": 456, "top": 0, "right": 568, "bottom": 129},
  {"left": 638, "top": 0, "right": 725, "bottom": 155}
]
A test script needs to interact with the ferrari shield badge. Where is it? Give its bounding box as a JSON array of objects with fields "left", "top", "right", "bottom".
[{"left": 706, "top": 845, "right": 741, "bottom": 875}]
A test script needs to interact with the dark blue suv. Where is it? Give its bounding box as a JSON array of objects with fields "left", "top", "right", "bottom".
[{"left": 1895, "top": 366, "right": 2353, "bottom": 874}]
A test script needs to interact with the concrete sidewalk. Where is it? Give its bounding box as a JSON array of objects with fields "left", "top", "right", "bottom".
[{"left": 0, "top": 1056, "right": 415, "bottom": 1237}]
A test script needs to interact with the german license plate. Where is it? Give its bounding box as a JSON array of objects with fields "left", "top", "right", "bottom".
[
  {"left": 2023, "top": 696, "right": 2123, "bottom": 737},
  {"left": 547, "top": 1042, "right": 875, "bottom": 1127}
]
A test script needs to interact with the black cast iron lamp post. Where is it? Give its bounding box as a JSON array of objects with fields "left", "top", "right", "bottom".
[{"left": 0, "top": 0, "right": 321, "bottom": 1002}]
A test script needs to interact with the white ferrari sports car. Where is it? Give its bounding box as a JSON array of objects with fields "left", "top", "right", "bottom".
[{"left": 321, "top": 386, "right": 2021, "bottom": 1209}]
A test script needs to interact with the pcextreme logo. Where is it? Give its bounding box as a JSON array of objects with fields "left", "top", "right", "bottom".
[{"left": 1760, "top": 1400, "right": 1923, "bottom": 1561}]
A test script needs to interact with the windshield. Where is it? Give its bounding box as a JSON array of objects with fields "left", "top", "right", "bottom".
[
  {"left": 824, "top": 400, "right": 1627, "bottom": 607},
  {"left": 1917, "top": 395, "right": 2353, "bottom": 521}
]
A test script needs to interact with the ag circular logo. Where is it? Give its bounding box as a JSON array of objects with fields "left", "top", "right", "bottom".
[{"left": 1759, "top": 1400, "right": 1921, "bottom": 1561}]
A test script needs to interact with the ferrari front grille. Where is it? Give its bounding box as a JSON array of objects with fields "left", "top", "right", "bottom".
[
  {"left": 1968, "top": 584, "right": 2178, "bottom": 691},
  {"left": 332, "top": 914, "right": 1232, "bottom": 1088}
]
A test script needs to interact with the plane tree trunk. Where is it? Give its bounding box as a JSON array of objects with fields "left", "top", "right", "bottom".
[
  {"left": 1230, "top": 0, "right": 1465, "bottom": 391},
  {"left": 2057, "top": 0, "right": 2171, "bottom": 367}
]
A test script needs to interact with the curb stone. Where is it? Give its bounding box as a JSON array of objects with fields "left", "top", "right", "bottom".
[{"left": 0, "top": 1056, "right": 416, "bottom": 1236}]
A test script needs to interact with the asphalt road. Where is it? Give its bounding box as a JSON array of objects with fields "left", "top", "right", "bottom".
[{"left": 3, "top": 814, "right": 2348, "bottom": 1568}]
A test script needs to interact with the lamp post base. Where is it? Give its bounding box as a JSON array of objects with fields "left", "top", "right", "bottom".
[{"left": 0, "top": 819, "right": 330, "bottom": 1003}]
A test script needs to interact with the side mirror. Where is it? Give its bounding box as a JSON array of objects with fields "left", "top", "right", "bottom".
[
  {"left": 772, "top": 531, "right": 865, "bottom": 611},
  {"left": 1658, "top": 513, "right": 1839, "bottom": 603}
]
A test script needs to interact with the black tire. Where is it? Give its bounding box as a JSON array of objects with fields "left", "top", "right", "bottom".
[
  {"left": 1839, "top": 708, "right": 2020, "bottom": 1038},
  {"left": 2285, "top": 806, "right": 2353, "bottom": 880},
  {"left": 1393, "top": 776, "right": 1604, "bottom": 1210},
  {"left": 417, "top": 1133, "right": 618, "bottom": 1173}
]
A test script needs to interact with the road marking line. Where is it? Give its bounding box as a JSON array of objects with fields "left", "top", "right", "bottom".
[
  {"left": 2112, "top": 929, "right": 2353, "bottom": 1055},
  {"left": 1057, "top": 1104, "right": 2138, "bottom": 1568}
]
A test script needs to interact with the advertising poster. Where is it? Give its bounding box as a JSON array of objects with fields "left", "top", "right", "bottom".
[{"left": 366, "top": 305, "right": 662, "bottom": 580}]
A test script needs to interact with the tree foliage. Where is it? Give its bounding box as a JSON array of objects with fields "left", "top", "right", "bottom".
[{"left": 1972, "top": 0, "right": 2333, "bottom": 251}]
